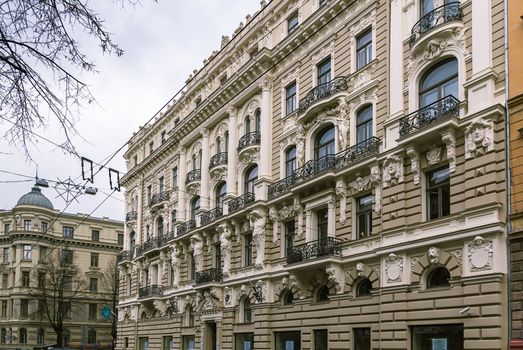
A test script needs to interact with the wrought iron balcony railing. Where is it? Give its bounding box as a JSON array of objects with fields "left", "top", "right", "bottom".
[
  {"left": 298, "top": 76, "right": 349, "bottom": 114},
  {"left": 294, "top": 154, "right": 336, "bottom": 184},
  {"left": 159, "top": 232, "right": 175, "bottom": 246},
  {"left": 334, "top": 137, "right": 380, "bottom": 171},
  {"left": 237, "top": 131, "right": 261, "bottom": 151},
  {"left": 209, "top": 152, "right": 228, "bottom": 169},
  {"left": 149, "top": 191, "right": 170, "bottom": 207},
  {"left": 286, "top": 237, "right": 343, "bottom": 264},
  {"left": 200, "top": 207, "right": 224, "bottom": 226},
  {"left": 195, "top": 268, "right": 222, "bottom": 284},
  {"left": 117, "top": 250, "right": 134, "bottom": 263},
  {"left": 186, "top": 169, "right": 201, "bottom": 184},
  {"left": 409, "top": 2, "right": 462, "bottom": 46},
  {"left": 137, "top": 237, "right": 160, "bottom": 254},
  {"left": 139, "top": 284, "right": 163, "bottom": 298},
  {"left": 228, "top": 192, "right": 255, "bottom": 214},
  {"left": 176, "top": 220, "right": 196, "bottom": 237},
  {"left": 399, "top": 96, "right": 460, "bottom": 137},
  {"left": 125, "top": 211, "right": 138, "bottom": 222}
]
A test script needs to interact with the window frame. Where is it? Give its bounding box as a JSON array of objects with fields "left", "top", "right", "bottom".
[
  {"left": 287, "top": 12, "right": 299, "bottom": 34},
  {"left": 425, "top": 166, "right": 451, "bottom": 221},
  {"left": 244, "top": 233, "right": 253, "bottom": 267},
  {"left": 90, "top": 253, "right": 99, "bottom": 268},
  {"left": 285, "top": 146, "right": 297, "bottom": 177},
  {"left": 285, "top": 81, "right": 297, "bottom": 115},
  {"left": 22, "top": 244, "right": 32, "bottom": 260},
  {"left": 91, "top": 230, "right": 100, "bottom": 242},
  {"left": 244, "top": 165, "right": 258, "bottom": 194},
  {"left": 316, "top": 57, "right": 332, "bottom": 86},
  {"left": 419, "top": 58, "right": 459, "bottom": 108},
  {"left": 62, "top": 226, "right": 74, "bottom": 238},
  {"left": 356, "top": 194, "right": 373, "bottom": 239},
  {"left": 355, "top": 105, "right": 373, "bottom": 144},
  {"left": 356, "top": 28, "right": 373, "bottom": 70}
]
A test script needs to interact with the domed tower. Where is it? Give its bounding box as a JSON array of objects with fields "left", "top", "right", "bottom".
[{"left": 15, "top": 186, "right": 54, "bottom": 210}]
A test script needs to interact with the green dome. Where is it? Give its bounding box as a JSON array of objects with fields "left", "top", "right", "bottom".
[{"left": 16, "top": 186, "right": 54, "bottom": 209}]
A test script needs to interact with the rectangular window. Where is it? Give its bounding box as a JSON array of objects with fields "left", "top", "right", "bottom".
[
  {"left": 235, "top": 333, "right": 254, "bottom": 350},
  {"left": 314, "top": 330, "right": 328, "bottom": 350},
  {"left": 63, "top": 301, "right": 71, "bottom": 319},
  {"left": 62, "top": 226, "right": 74, "bottom": 238},
  {"left": 356, "top": 195, "right": 373, "bottom": 239},
  {"left": 285, "top": 81, "right": 297, "bottom": 115},
  {"left": 62, "top": 249, "right": 73, "bottom": 264},
  {"left": 288, "top": 12, "right": 299, "bottom": 34},
  {"left": 140, "top": 337, "right": 149, "bottom": 350},
  {"left": 411, "top": 324, "right": 464, "bottom": 350},
  {"left": 182, "top": 335, "right": 195, "bottom": 350},
  {"left": 147, "top": 185, "right": 152, "bottom": 205},
  {"left": 356, "top": 29, "right": 373, "bottom": 70},
  {"left": 426, "top": 166, "right": 450, "bottom": 220},
  {"left": 22, "top": 244, "right": 32, "bottom": 260},
  {"left": 118, "top": 233, "right": 124, "bottom": 245},
  {"left": 91, "top": 253, "right": 99, "bottom": 267},
  {"left": 163, "top": 336, "right": 173, "bottom": 350},
  {"left": 133, "top": 155, "right": 138, "bottom": 166},
  {"left": 89, "top": 303, "right": 97, "bottom": 319},
  {"left": 20, "top": 299, "right": 28, "bottom": 317},
  {"left": 90, "top": 278, "right": 98, "bottom": 292},
  {"left": 354, "top": 328, "right": 371, "bottom": 350},
  {"left": 38, "top": 272, "right": 46, "bottom": 288},
  {"left": 161, "top": 131, "right": 166, "bottom": 144},
  {"left": 317, "top": 208, "right": 329, "bottom": 240},
  {"left": 159, "top": 176, "right": 165, "bottom": 193},
  {"left": 3, "top": 224, "right": 9, "bottom": 235},
  {"left": 24, "top": 220, "right": 32, "bottom": 231},
  {"left": 189, "top": 254, "right": 195, "bottom": 280},
  {"left": 275, "top": 331, "right": 301, "bottom": 350},
  {"left": 317, "top": 57, "right": 331, "bottom": 86},
  {"left": 22, "top": 271, "right": 30, "bottom": 287},
  {"left": 2, "top": 248, "right": 8, "bottom": 263},
  {"left": 220, "top": 75, "right": 227, "bottom": 86},
  {"left": 149, "top": 141, "right": 154, "bottom": 155},
  {"left": 1, "top": 301, "right": 6, "bottom": 317},
  {"left": 2, "top": 274, "right": 7, "bottom": 288},
  {"left": 41, "top": 222, "right": 48, "bottom": 233},
  {"left": 244, "top": 233, "right": 253, "bottom": 267},
  {"left": 319, "top": 0, "right": 328, "bottom": 6},
  {"left": 91, "top": 230, "right": 100, "bottom": 242},
  {"left": 214, "top": 243, "right": 222, "bottom": 271},
  {"left": 40, "top": 246, "right": 47, "bottom": 261},
  {"left": 63, "top": 276, "right": 72, "bottom": 291},
  {"left": 195, "top": 96, "right": 202, "bottom": 107},
  {"left": 285, "top": 221, "right": 295, "bottom": 256},
  {"left": 172, "top": 167, "right": 178, "bottom": 188},
  {"left": 125, "top": 338, "right": 129, "bottom": 349},
  {"left": 38, "top": 300, "right": 45, "bottom": 318}
]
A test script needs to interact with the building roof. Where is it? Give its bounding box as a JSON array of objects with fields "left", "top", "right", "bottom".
[{"left": 16, "top": 186, "right": 54, "bottom": 210}]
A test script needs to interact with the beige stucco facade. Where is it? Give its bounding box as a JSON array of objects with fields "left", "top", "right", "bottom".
[{"left": 118, "top": 0, "right": 508, "bottom": 349}]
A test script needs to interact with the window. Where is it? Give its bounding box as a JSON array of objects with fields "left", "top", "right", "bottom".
[
  {"left": 22, "top": 244, "right": 31, "bottom": 260},
  {"left": 285, "top": 147, "right": 297, "bottom": 177},
  {"left": 216, "top": 182, "right": 227, "bottom": 208},
  {"left": 220, "top": 75, "right": 227, "bottom": 86},
  {"left": 244, "top": 233, "right": 253, "bottom": 267},
  {"left": 3, "top": 224, "right": 9, "bottom": 235},
  {"left": 235, "top": 333, "right": 254, "bottom": 350},
  {"left": 90, "top": 278, "right": 98, "bottom": 292},
  {"left": 427, "top": 267, "right": 450, "bottom": 288},
  {"left": 159, "top": 176, "right": 165, "bottom": 193},
  {"left": 40, "top": 246, "right": 47, "bottom": 261},
  {"left": 118, "top": 233, "right": 124, "bottom": 245},
  {"left": 133, "top": 155, "right": 138, "bottom": 166},
  {"left": 41, "top": 222, "right": 48, "bottom": 233},
  {"left": 242, "top": 298, "right": 252, "bottom": 323},
  {"left": 2, "top": 274, "right": 7, "bottom": 288},
  {"left": 163, "top": 336, "right": 173, "bottom": 350},
  {"left": 172, "top": 167, "right": 178, "bottom": 188},
  {"left": 38, "top": 300, "right": 45, "bottom": 317},
  {"left": 287, "top": 12, "right": 299, "bottom": 33},
  {"left": 255, "top": 109, "right": 261, "bottom": 131},
  {"left": 91, "top": 230, "right": 100, "bottom": 242},
  {"left": 63, "top": 276, "right": 72, "bottom": 291},
  {"left": 419, "top": 58, "right": 458, "bottom": 108},
  {"left": 62, "top": 226, "right": 74, "bottom": 238},
  {"left": 24, "top": 220, "right": 31, "bottom": 231},
  {"left": 195, "top": 96, "right": 202, "bottom": 107},
  {"left": 314, "top": 125, "right": 335, "bottom": 159},
  {"left": 317, "top": 208, "right": 329, "bottom": 241},
  {"left": 244, "top": 165, "right": 258, "bottom": 194},
  {"left": 89, "top": 303, "right": 97, "bottom": 319},
  {"left": 157, "top": 217, "right": 164, "bottom": 237},
  {"left": 161, "top": 130, "right": 166, "bottom": 144},
  {"left": 190, "top": 196, "right": 200, "bottom": 221},
  {"left": 182, "top": 335, "right": 195, "bottom": 350},
  {"left": 319, "top": 0, "right": 328, "bottom": 7},
  {"left": 356, "top": 195, "right": 373, "bottom": 239},
  {"left": 0, "top": 329, "right": 5, "bottom": 343},
  {"left": 88, "top": 330, "right": 97, "bottom": 344},
  {"left": 1, "top": 301, "right": 6, "bottom": 317},
  {"left": 285, "top": 82, "right": 297, "bottom": 115},
  {"left": 91, "top": 253, "right": 99, "bottom": 267},
  {"left": 426, "top": 166, "right": 450, "bottom": 220},
  {"left": 38, "top": 272, "right": 46, "bottom": 288},
  {"left": 316, "top": 285, "right": 330, "bottom": 302},
  {"left": 185, "top": 306, "right": 195, "bottom": 327},
  {"left": 189, "top": 254, "right": 196, "bottom": 280},
  {"left": 282, "top": 290, "right": 294, "bottom": 305},
  {"left": 275, "top": 332, "right": 301, "bottom": 350},
  {"left": 147, "top": 185, "right": 152, "bottom": 204},
  {"left": 356, "top": 29, "right": 373, "bottom": 70},
  {"left": 22, "top": 271, "right": 30, "bottom": 287},
  {"left": 412, "top": 324, "right": 464, "bottom": 350},
  {"left": 356, "top": 105, "right": 373, "bottom": 144},
  {"left": 214, "top": 243, "right": 222, "bottom": 271},
  {"left": 37, "top": 329, "right": 45, "bottom": 345},
  {"left": 20, "top": 299, "right": 28, "bottom": 317},
  {"left": 314, "top": 330, "right": 328, "bottom": 350},
  {"left": 285, "top": 221, "right": 295, "bottom": 257},
  {"left": 125, "top": 337, "right": 129, "bottom": 349},
  {"left": 317, "top": 57, "right": 331, "bottom": 86},
  {"left": 356, "top": 279, "right": 373, "bottom": 297},
  {"left": 62, "top": 249, "right": 73, "bottom": 264},
  {"left": 2, "top": 248, "right": 7, "bottom": 263},
  {"left": 149, "top": 141, "right": 154, "bottom": 155},
  {"left": 19, "top": 328, "right": 27, "bottom": 344},
  {"left": 354, "top": 328, "right": 371, "bottom": 350}
]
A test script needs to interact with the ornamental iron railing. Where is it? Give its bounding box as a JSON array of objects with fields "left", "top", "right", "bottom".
[
  {"left": 228, "top": 192, "right": 255, "bottom": 214},
  {"left": 237, "top": 132, "right": 261, "bottom": 151},
  {"left": 176, "top": 220, "right": 196, "bottom": 237},
  {"left": 209, "top": 152, "right": 228, "bottom": 169},
  {"left": 125, "top": 211, "right": 137, "bottom": 222},
  {"left": 149, "top": 191, "right": 170, "bottom": 207},
  {"left": 409, "top": 2, "right": 462, "bottom": 46},
  {"left": 186, "top": 169, "right": 201, "bottom": 184},
  {"left": 195, "top": 268, "right": 222, "bottom": 284},
  {"left": 200, "top": 207, "right": 224, "bottom": 226},
  {"left": 399, "top": 96, "right": 460, "bottom": 137},
  {"left": 286, "top": 237, "right": 343, "bottom": 264},
  {"left": 117, "top": 250, "right": 134, "bottom": 263},
  {"left": 159, "top": 232, "right": 175, "bottom": 246},
  {"left": 141, "top": 237, "right": 160, "bottom": 253},
  {"left": 334, "top": 137, "right": 380, "bottom": 171},
  {"left": 139, "top": 284, "right": 163, "bottom": 298},
  {"left": 298, "top": 76, "right": 349, "bottom": 114}
]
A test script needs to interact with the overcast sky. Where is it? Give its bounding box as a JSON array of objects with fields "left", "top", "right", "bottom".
[{"left": 0, "top": 0, "right": 261, "bottom": 220}]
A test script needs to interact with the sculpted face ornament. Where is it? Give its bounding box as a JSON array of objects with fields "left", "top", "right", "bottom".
[
  {"left": 428, "top": 247, "right": 440, "bottom": 265},
  {"left": 465, "top": 118, "right": 494, "bottom": 159}
]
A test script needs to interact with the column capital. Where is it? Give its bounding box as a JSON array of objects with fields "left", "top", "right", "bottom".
[
  {"left": 226, "top": 107, "right": 237, "bottom": 117},
  {"left": 259, "top": 77, "right": 273, "bottom": 92}
]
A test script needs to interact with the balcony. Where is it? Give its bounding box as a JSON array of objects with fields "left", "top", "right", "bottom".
[
  {"left": 117, "top": 250, "right": 134, "bottom": 263},
  {"left": 186, "top": 169, "right": 201, "bottom": 185},
  {"left": 399, "top": 96, "right": 460, "bottom": 138},
  {"left": 195, "top": 268, "right": 222, "bottom": 285},
  {"left": 298, "top": 76, "right": 349, "bottom": 115},
  {"left": 125, "top": 211, "right": 137, "bottom": 222},
  {"left": 334, "top": 137, "right": 380, "bottom": 171},
  {"left": 159, "top": 231, "right": 175, "bottom": 246},
  {"left": 176, "top": 220, "right": 196, "bottom": 237},
  {"left": 228, "top": 192, "right": 255, "bottom": 214},
  {"left": 286, "top": 237, "right": 343, "bottom": 264},
  {"left": 409, "top": 2, "right": 462, "bottom": 47},
  {"left": 139, "top": 284, "right": 163, "bottom": 299},
  {"left": 237, "top": 131, "right": 261, "bottom": 152},
  {"left": 200, "top": 207, "right": 223, "bottom": 226},
  {"left": 136, "top": 237, "right": 161, "bottom": 256},
  {"left": 209, "top": 152, "right": 228, "bottom": 170},
  {"left": 149, "top": 191, "right": 170, "bottom": 208}
]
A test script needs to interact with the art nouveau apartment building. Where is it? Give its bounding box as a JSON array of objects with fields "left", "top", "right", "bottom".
[{"left": 118, "top": 0, "right": 508, "bottom": 349}]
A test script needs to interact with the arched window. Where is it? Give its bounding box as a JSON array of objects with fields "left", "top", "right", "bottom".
[
  {"left": 0, "top": 329, "right": 5, "bottom": 344},
  {"left": 192, "top": 154, "right": 198, "bottom": 171},
  {"left": 419, "top": 58, "right": 458, "bottom": 107},
  {"left": 356, "top": 278, "right": 373, "bottom": 297},
  {"left": 244, "top": 165, "right": 258, "bottom": 194},
  {"left": 37, "top": 328, "right": 45, "bottom": 345},
  {"left": 190, "top": 196, "right": 200, "bottom": 221},
  {"left": 282, "top": 290, "right": 294, "bottom": 305},
  {"left": 427, "top": 267, "right": 450, "bottom": 288},
  {"left": 19, "top": 328, "right": 27, "bottom": 344},
  {"left": 356, "top": 105, "right": 373, "bottom": 144},
  {"left": 242, "top": 298, "right": 252, "bottom": 322},
  {"left": 198, "top": 149, "right": 202, "bottom": 169},
  {"left": 171, "top": 210, "right": 177, "bottom": 228},
  {"left": 88, "top": 329, "right": 96, "bottom": 344},
  {"left": 157, "top": 217, "right": 164, "bottom": 237},
  {"left": 216, "top": 136, "right": 222, "bottom": 153},
  {"left": 145, "top": 225, "right": 150, "bottom": 241},
  {"left": 216, "top": 182, "right": 227, "bottom": 208},
  {"left": 316, "top": 285, "right": 330, "bottom": 302},
  {"left": 254, "top": 109, "right": 261, "bottom": 131},
  {"left": 245, "top": 117, "right": 251, "bottom": 134},
  {"left": 224, "top": 131, "right": 229, "bottom": 150},
  {"left": 285, "top": 146, "right": 297, "bottom": 177},
  {"left": 421, "top": 0, "right": 434, "bottom": 16},
  {"left": 314, "top": 125, "right": 335, "bottom": 159},
  {"left": 185, "top": 306, "right": 194, "bottom": 327},
  {"left": 130, "top": 231, "right": 136, "bottom": 250}
]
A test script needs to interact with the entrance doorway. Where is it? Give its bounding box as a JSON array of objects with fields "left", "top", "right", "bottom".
[{"left": 204, "top": 322, "right": 217, "bottom": 350}]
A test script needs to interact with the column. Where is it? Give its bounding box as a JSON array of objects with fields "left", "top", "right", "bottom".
[
  {"left": 178, "top": 148, "right": 187, "bottom": 221},
  {"left": 137, "top": 178, "right": 143, "bottom": 245},
  {"left": 227, "top": 108, "right": 238, "bottom": 196},
  {"left": 200, "top": 129, "right": 210, "bottom": 209},
  {"left": 328, "top": 200, "right": 336, "bottom": 237},
  {"left": 305, "top": 210, "right": 312, "bottom": 242},
  {"left": 389, "top": 0, "right": 403, "bottom": 117},
  {"left": 259, "top": 78, "right": 273, "bottom": 179}
]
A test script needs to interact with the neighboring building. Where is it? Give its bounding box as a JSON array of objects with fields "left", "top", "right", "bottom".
[
  {"left": 508, "top": 0, "right": 523, "bottom": 349},
  {"left": 0, "top": 186, "right": 123, "bottom": 349},
  {"left": 118, "top": 0, "right": 507, "bottom": 349}
]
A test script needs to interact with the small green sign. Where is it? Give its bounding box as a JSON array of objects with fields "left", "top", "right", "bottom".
[{"left": 101, "top": 305, "right": 112, "bottom": 320}]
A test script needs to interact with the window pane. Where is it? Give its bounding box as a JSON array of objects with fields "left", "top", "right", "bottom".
[
  {"left": 354, "top": 328, "right": 371, "bottom": 350},
  {"left": 314, "top": 330, "right": 328, "bottom": 350}
]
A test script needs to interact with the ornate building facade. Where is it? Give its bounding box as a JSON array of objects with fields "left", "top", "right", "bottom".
[
  {"left": 118, "top": 0, "right": 508, "bottom": 349},
  {"left": 0, "top": 186, "right": 123, "bottom": 349}
]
